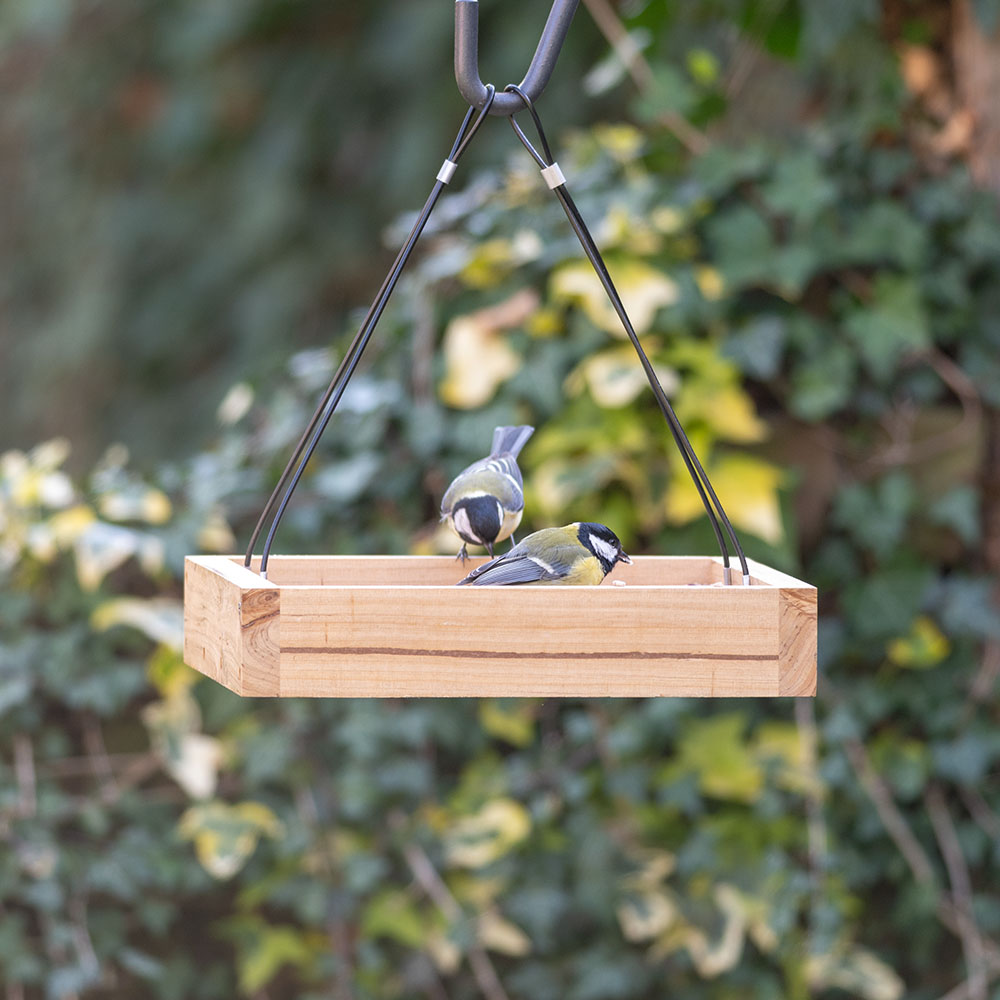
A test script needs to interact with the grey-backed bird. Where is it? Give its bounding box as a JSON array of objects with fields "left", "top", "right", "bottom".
[
  {"left": 441, "top": 425, "right": 533, "bottom": 562},
  {"left": 456, "top": 522, "right": 631, "bottom": 586}
]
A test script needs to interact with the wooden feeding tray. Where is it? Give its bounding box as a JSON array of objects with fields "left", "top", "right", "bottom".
[{"left": 183, "top": 555, "right": 816, "bottom": 698}]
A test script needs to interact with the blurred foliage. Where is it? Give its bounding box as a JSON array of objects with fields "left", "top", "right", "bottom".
[
  {"left": 3, "top": 0, "right": 1000, "bottom": 998},
  {"left": 0, "top": 0, "right": 606, "bottom": 464}
]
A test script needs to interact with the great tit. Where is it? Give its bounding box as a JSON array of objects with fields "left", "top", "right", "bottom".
[
  {"left": 457, "top": 521, "right": 631, "bottom": 586},
  {"left": 441, "top": 425, "right": 534, "bottom": 562}
]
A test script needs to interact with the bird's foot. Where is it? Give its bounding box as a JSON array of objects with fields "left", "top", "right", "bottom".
[{"left": 455, "top": 544, "right": 469, "bottom": 564}]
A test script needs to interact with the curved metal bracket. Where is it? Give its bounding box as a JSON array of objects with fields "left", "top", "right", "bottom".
[{"left": 455, "top": 0, "right": 580, "bottom": 116}]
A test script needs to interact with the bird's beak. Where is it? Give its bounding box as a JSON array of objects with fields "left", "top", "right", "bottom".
[{"left": 620, "top": 552, "right": 632, "bottom": 565}]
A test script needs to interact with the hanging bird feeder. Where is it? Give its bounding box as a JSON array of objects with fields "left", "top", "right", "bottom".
[{"left": 183, "top": 0, "right": 817, "bottom": 699}]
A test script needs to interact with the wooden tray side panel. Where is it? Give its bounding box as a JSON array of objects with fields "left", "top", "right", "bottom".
[
  {"left": 184, "top": 557, "right": 281, "bottom": 696},
  {"left": 276, "top": 586, "right": 783, "bottom": 698},
  {"left": 239, "top": 555, "right": 726, "bottom": 588},
  {"left": 184, "top": 557, "right": 243, "bottom": 693},
  {"left": 778, "top": 589, "right": 818, "bottom": 696},
  {"left": 280, "top": 651, "right": 778, "bottom": 698}
]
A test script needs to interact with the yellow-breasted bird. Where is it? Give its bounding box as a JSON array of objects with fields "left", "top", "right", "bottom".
[
  {"left": 456, "top": 522, "right": 631, "bottom": 586},
  {"left": 441, "top": 425, "right": 534, "bottom": 562}
]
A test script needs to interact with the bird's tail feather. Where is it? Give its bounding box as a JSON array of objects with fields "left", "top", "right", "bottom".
[{"left": 490, "top": 425, "right": 534, "bottom": 458}]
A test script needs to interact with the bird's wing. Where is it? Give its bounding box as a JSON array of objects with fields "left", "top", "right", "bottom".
[
  {"left": 459, "top": 539, "right": 587, "bottom": 586},
  {"left": 489, "top": 455, "right": 524, "bottom": 492},
  {"left": 464, "top": 553, "right": 555, "bottom": 585}
]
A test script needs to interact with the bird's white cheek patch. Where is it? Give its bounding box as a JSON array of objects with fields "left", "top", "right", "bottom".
[
  {"left": 454, "top": 508, "right": 479, "bottom": 543},
  {"left": 589, "top": 534, "right": 619, "bottom": 566}
]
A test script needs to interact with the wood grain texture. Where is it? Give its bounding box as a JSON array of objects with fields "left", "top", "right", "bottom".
[
  {"left": 184, "top": 557, "right": 280, "bottom": 696},
  {"left": 778, "top": 588, "right": 818, "bottom": 696},
  {"left": 240, "top": 555, "right": 727, "bottom": 587},
  {"left": 183, "top": 555, "right": 816, "bottom": 698}
]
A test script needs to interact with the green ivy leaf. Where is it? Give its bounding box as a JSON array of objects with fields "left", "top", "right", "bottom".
[
  {"left": 760, "top": 151, "right": 837, "bottom": 227},
  {"left": 631, "top": 64, "right": 697, "bottom": 122},
  {"left": 842, "top": 566, "right": 933, "bottom": 640},
  {"left": 789, "top": 342, "right": 856, "bottom": 421},
  {"left": 845, "top": 275, "right": 930, "bottom": 381}
]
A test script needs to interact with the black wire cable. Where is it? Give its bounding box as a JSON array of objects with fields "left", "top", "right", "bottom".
[
  {"left": 247, "top": 87, "right": 497, "bottom": 575},
  {"left": 504, "top": 84, "right": 749, "bottom": 582},
  {"left": 244, "top": 102, "right": 479, "bottom": 570}
]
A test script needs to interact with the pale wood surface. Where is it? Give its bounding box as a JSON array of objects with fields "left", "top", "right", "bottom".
[
  {"left": 778, "top": 589, "right": 818, "bottom": 696},
  {"left": 240, "top": 555, "right": 731, "bottom": 587},
  {"left": 183, "top": 555, "right": 817, "bottom": 698},
  {"left": 184, "top": 557, "right": 281, "bottom": 696}
]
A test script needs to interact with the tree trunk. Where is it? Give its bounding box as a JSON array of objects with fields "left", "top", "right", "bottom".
[{"left": 952, "top": 0, "right": 1000, "bottom": 195}]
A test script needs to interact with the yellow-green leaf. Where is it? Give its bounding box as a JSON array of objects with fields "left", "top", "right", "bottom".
[
  {"left": 617, "top": 892, "right": 677, "bottom": 942},
  {"left": 362, "top": 890, "right": 428, "bottom": 948},
  {"left": 550, "top": 258, "right": 678, "bottom": 337},
  {"left": 438, "top": 292, "right": 537, "bottom": 408},
  {"left": 479, "top": 700, "right": 537, "bottom": 748},
  {"left": 676, "top": 714, "right": 763, "bottom": 803},
  {"left": 148, "top": 644, "right": 197, "bottom": 697},
  {"left": 695, "top": 265, "right": 726, "bottom": 301},
  {"left": 754, "top": 721, "right": 820, "bottom": 797},
  {"left": 565, "top": 344, "right": 678, "bottom": 409},
  {"left": 223, "top": 920, "right": 322, "bottom": 995},
  {"left": 677, "top": 884, "right": 748, "bottom": 977},
  {"left": 99, "top": 486, "right": 172, "bottom": 525},
  {"left": 216, "top": 381, "right": 254, "bottom": 425},
  {"left": 178, "top": 800, "right": 284, "bottom": 880},
  {"left": 445, "top": 798, "right": 531, "bottom": 869},
  {"left": 74, "top": 522, "right": 165, "bottom": 590},
  {"left": 593, "top": 123, "right": 645, "bottom": 162},
  {"left": 197, "top": 507, "right": 237, "bottom": 553},
  {"left": 807, "top": 944, "right": 904, "bottom": 1000},
  {"left": 666, "top": 453, "right": 784, "bottom": 545},
  {"left": 92, "top": 597, "right": 183, "bottom": 649},
  {"left": 887, "top": 615, "right": 950, "bottom": 669},
  {"left": 47, "top": 504, "right": 96, "bottom": 546},
  {"left": 674, "top": 382, "right": 767, "bottom": 443},
  {"left": 478, "top": 910, "right": 532, "bottom": 956}
]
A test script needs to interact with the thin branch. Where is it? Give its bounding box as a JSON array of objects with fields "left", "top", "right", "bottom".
[
  {"left": 68, "top": 897, "right": 101, "bottom": 983},
  {"left": 13, "top": 734, "right": 36, "bottom": 819},
  {"left": 795, "top": 699, "right": 828, "bottom": 874},
  {"left": 39, "top": 752, "right": 152, "bottom": 775},
  {"left": 391, "top": 814, "right": 511, "bottom": 1000},
  {"left": 410, "top": 282, "right": 436, "bottom": 407},
  {"left": 83, "top": 716, "right": 119, "bottom": 802},
  {"left": 926, "top": 785, "right": 989, "bottom": 1000},
  {"left": 796, "top": 698, "right": 832, "bottom": 966},
  {"left": 833, "top": 695, "right": 1000, "bottom": 981},
  {"left": 295, "top": 786, "right": 356, "bottom": 1000},
  {"left": 865, "top": 349, "right": 982, "bottom": 471},
  {"left": 959, "top": 788, "right": 1000, "bottom": 841},
  {"left": 968, "top": 638, "right": 1000, "bottom": 705},
  {"left": 936, "top": 966, "right": 1000, "bottom": 1000},
  {"left": 844, "top": 738, "right": 936, "bottom": 884},
  {"left": 580, "top": 0, "right": 710, "bottom": 155}
]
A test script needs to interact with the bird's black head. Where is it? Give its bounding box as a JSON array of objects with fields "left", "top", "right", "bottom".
[
  {"left": 454, "top": 495, "right": 503, "bottom": 553},
  {"left": 577, "top": 522, "right": 632, "bottom": 576}
]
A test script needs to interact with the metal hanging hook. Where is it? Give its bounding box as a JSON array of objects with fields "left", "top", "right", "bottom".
[{"left": 455, "top": 0, "right": 580, "bottom": 116}]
